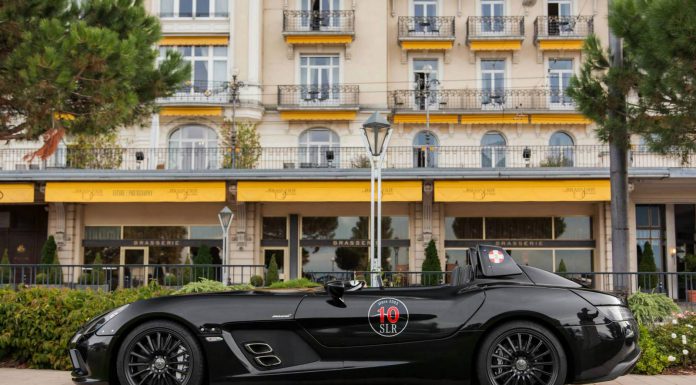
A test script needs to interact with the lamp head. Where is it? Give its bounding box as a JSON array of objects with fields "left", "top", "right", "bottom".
[
  {"left": 361, "top": 112, "right": 392, "bottom": 157},
  {"left": 218, "top": 206, "right": 234, "bottom": 230}
]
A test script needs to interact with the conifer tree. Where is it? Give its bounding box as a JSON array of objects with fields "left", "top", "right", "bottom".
[{"left": 421, "top": 240, "right": 442, "bottom": 285}]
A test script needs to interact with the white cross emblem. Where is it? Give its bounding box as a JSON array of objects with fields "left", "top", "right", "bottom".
[{"left": 488, "top": 250, "right": 505, "bottom": 264}]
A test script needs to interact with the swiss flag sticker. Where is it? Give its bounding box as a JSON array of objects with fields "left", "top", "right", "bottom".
[{"left": 488, "top": 250, "right": 505, "bottom": 264}]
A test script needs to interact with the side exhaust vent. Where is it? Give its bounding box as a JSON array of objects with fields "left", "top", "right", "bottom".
[
  {"left": 244, "top": 342, "right": 273, "bottom": 355},
  {"left": 254, "top": 355, "right": 282, "bottom": 367}
]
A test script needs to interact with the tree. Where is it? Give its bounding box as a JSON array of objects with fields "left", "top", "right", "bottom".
[
  {"left": 557, "top": 259, "right": 567, "bottom": 273},
  {"left": 232, "top": 123, "right": 262, "bottom": 169},
  {"left": 0, "top": 249, "right": 10, "bottom": 283},
  {"left": 266, "top": 255, "right": 280, "bottom": 284},
  {"left": 39, "top": 235, "right": 61, "bottom": 284},
  {"left": 0, "top": 0, "right": 189, "bottom": 158},
  {"left": 40, "top": 235, "right": 57, "bottom": 265},
  {"left": 421, "top": 240, "right": 442, "bottom": 286},
  {"left": 193, "top": 244, "right": 213, "bottom": 280},
  {"left": 637, "top": 242, "right": 658, "bottom": 290}
]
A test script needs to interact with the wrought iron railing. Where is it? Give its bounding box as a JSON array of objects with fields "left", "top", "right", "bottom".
[
  {"left": 158, "top": 11, "right": 229, "bottom": 18},
  {"left": 398, "top": 16, "right": 456, "bottom": 40},
  {"left": 283, "top": 10, "right": 355, "bottom": 34},
  {"left": 389, "top": 88, "right": 577, "bottom": 112},
  {"left": 157, "top": 80, "right": 262, "bottom": 106},
  {"left": 467, "top": 16, "right": 525, "bottom": 39},
  {"left": 558, "top": 272, "right": 696, "bottom": 302},
  {"left": 0, "top": 264, "right": 266, "bottom": 290},
  {"left": 534, "top": 15, "right": 594, "bottom": 39},
  {"left": 6, "top": 145, "right": 696, "bottom": 171},
  {"left": 277, "top": 84, "right": 360, "bottom": 109}
]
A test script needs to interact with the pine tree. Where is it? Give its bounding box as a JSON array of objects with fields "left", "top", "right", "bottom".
[
  {"left": 0, "top": 249, "right": 10, "bottom": 283},
  {"left": 557, "top": 259, "right": 567, "bottom": 273},
  {"left": 0, "top": 0, "right": 190, "bottom": 157},
  {"left": 193, "top": 245, "right": 213, "bottom": 280},
  {"left": 638, "top": 242, "right": 658, "bottom": 290},
  {"left": 40, "top": 235, "right": 57, "bottom": 265},
  {"left": 421, "top": 240, "right": 442, "bottom": 285},
  {"left": 266, "top": 255, "right": 280, "bottom": 284}
]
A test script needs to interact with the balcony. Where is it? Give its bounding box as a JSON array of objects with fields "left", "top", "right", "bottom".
[
  {"left": 157, "top": 81, "right": 232, "bottom": 106},
  {"left": 466, "top": 16, "right": 525, "bottom": 51},
  {"left": 282, "top": 10, "right": 355, "bottom": 45},
  {"left": 3, "top": 145, "right": 696, "bottom": 173},
  {"left": 398, "top": 16, "right": 456, "bottom": 51},
  {"left": 277, "top": 84, "right": 360, "bottom": 121},
  {"left": 534, "top": 16, "right": 594, "bottom": 51}
]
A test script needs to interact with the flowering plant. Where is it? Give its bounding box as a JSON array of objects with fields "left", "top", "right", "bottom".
[{"left": 635, "top": 311, "right": 696, "bottom": 374}]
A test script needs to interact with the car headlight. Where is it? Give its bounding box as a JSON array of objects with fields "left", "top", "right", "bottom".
[
  {"left": 84, "top": 304, "right": 129, "bottom": 335},
  {"left": 597, "top": 305, "right": 634, "bottom": 322}
]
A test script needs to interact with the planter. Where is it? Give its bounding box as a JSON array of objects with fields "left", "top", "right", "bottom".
[{"left": 687, "top": 289, "right": 696, "bottom": 303}]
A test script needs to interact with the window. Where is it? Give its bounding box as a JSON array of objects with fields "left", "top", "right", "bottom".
[
  {"left": 189, "top": 226, "right": 223, "bottom": 239},
  {"left": 636, "top": 205, "right": 665, "bottom": 272},
  {"left": 413, "top": 0, "right": 439, "bottom": 33},
  {"left": 413, "top": 59, "right": 439, "bottom": 110},
  {"left": 481, "top": 0, "right": 505, "bottom": 33},
  {"left": 298, "top": 128, "right": 340, "bottom": 168},
  {"left": 299, "top": 55, "right": 340, "bottom": 104},
  {"left": 481, "top": 131, "right": 507, "bottom": 168},
  {"left": 445, "top": 217, "right": 484, "bottom": 240},
  {"left": 481, "top": 60, "right": 506, "bottom": 108},
  {"left": 547, "top": 131, "right": 575, "bottom": 166},
  {"left": 160, "top": 0, "right": 229, "bottom": 18},
  {"left": 168, "top": 125, "right": 218, "bottom": 170},
  {"left": 263, "top": 218, "right": 288, "bottom": 240},
  {"left": 160, "top": 46, "right": 228, "bottom": 93},
  {"left": 301, "top": 0, "right": 341, "bottom": 30},
  {"left": 547, "top": 0, "right": 574, "bottom": 35},
  {"left": 554, "top": 216, "right": 591, "bottom": 240},
  {"left": 413, "top": 131, "right": 439, "bottom": 168},
  {"left": 84, "top": 226, "right": 121, "bottom": 240},
  {"left": 548, "top": 59, "right": 574, "bottom": 107}
]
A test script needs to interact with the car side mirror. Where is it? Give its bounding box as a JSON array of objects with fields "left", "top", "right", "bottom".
[{"left": 326, "top": 281, "right": 345, "bottom": 304}]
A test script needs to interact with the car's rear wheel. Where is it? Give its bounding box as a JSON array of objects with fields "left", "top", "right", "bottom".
[
  {"left": 476, "top": 321, "right": 566, "bottom": 385},
  {"left": 116, "top": 320, "right": 204, "bottom": 385}
]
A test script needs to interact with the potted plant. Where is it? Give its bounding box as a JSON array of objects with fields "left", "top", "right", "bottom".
[
  {"left": 36, "top": 236, "right": 62, "bottom": 287},
  {"left": 685, "top": 254, "right": 696, "bottom": 302},
  {"left": 77, "top": 253, "right": 110, "bottom": 291},
  {"left": 0, "top": 248, "right": 12, "bottom": 287}
]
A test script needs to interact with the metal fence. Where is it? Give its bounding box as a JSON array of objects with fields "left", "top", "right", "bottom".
[
  {"left": 6, "top": 145, "right": 696, "bottom": 171},
  {"left": 283, "top": 10, "right": 355, "bottom": 34},
  {"left": 277, "top": 85, "right": 360, "bottom": 109},
  {"left": 389, "top": 88, "right": 577, "bottom": 112},
  {"left": 0, "top": 264, "right": 265, "bottom": 291},
  {"left": 558, "top": 272, "right": 696, "bottom": 302},
  {"left": 467, "top": 16, "right": 525, "bottom": 39},
  {"left": 398, "top": 16, "right": 456, "bottom": 40},
  {"left": 534, "top": 15, "right": 594, "bottom": 40}
]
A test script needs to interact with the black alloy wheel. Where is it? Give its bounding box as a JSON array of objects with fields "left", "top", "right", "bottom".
[
  {"left": 117, "top": 320, "right": 204, "bottom": 385},
  {"left": 477, "top": 321, "right": 566, "bottom": 385}
]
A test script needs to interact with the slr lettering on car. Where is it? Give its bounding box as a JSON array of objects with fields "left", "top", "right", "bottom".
[{"left": 368, "top": 298, "right": 409, "bottom": 337}]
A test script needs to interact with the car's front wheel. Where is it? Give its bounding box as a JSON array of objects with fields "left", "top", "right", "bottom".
[
  {"left": 476, "top": 321, "right": 567, "bottom": 385},
  {"left": 116, "top": 320, "right": 204, "bottom": 385}
]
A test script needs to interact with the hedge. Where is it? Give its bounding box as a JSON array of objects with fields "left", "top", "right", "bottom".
[{"left": 0, "top": 285, "right": 172, "bottom": 370}]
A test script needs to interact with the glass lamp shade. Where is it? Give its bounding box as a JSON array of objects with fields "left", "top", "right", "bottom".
[
  {"left": 361, "top": 112, "right": 392, "bottom": 157},
  {"left": 218, "top": 206, "right": 234, "bottom": 230}
]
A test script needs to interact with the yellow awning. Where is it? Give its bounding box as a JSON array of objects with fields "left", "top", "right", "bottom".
[
  {"left": 538, "top": 40, "right": 584, "bottom": 51},
  {"left": 285, "top": 35, "right": 354, "bottom": 45},
  {"left": 45, "top": 182, "right": 226, "bottom": 203},
  {"left": 400, "top": 41, "right": 454, "bottom": 50},
  {"left": 531, "top": 114, "right": 593, "bottom": 125},
  {"left": 279, "top": 111, "right": 357, "bottom": 121},
  {"left": 237, "top": 181, "right": 422, "bottom": 202},
  {"left": 435, "top": 180, "right": 610, "bottom": 202},
  {"left": 160, "top": 107, "right": 223, "bottom": 117},
  {"left": 160, "top": 36, "right": 229, "bottom": 46},
  {"left": 0, "top": 183, "right": 34, "bottom": 204},
  {"left": 469, "top": 40, "right": 522, "bottom": 51},
  {"left": 393, "top": 114, "right": 459, "bottom": 124}
]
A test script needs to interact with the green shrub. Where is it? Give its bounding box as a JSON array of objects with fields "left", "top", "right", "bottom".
[
  {"left": 266, "top": 255, "right": 280, "bottom": 285},
  {"left": 0, "top": 285, "right": 171, "bottom": 370},
  {"left": 638, "top": 242, "right": 659, "bottom": 290},
  {"left": 40, "top": 236, "right": 57, "bottom": 265},
  {"left": 192, "top": 245, "right": 213, "bottom": 280},
  {"left": 173, "top": 278, "right": 253, "bottom": 295},
  {"left": 1, "top": 249, "right": 11, "bottom": 282},
  {"left": 628, "top": 291, "right": 680, "bottom": 325},
  {"left": 557, "top": 259, "right": 567, "bottom": 273},
  {"left": 250, "top": 275, "right": 264, "bottom": 287},
  {"left": 421, "top": 240, "right": 442, "bottom": 285},
  {"left": 39, "top": 236, "right": 61, "bottom": 284},
  {"left": 163, "top": 273, "right": 178, "bottom": 287},
  {"left": 633, "top": 324, "right": 666, "bottom": 374},
  {"left": 80, "top": 253, "right": 106, "bottom": 286},
  {"left": 267, "top": 278, "right": 320, "bottom": 289},
  {"left": 180, "top": 255, "right": 193, "bottom": 284}
]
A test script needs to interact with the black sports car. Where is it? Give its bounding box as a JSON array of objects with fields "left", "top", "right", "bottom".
[{"left": 69, "top": 245, "right": 640, "bottom": 385}]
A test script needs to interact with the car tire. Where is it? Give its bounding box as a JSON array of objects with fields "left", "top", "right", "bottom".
[
  {"left": 116, "top": 320, "right": 204, "bottom": 385},
  {"left": 476, "top": 321, "right": 567, "bottom": 385}
]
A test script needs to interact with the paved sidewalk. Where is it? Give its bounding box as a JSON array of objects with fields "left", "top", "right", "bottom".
[{"left": 0, "top": 368, "right": 693, "bottom": 385}]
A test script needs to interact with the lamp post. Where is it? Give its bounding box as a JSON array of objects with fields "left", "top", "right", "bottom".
[
  {"left": 225, "top": 68, "right": 246, "bottom": 151},
  {"left": 361, "top": 112, "right": 393, "bottom": 287},
  {"left": 218, "top": 206, "right": 234, "bottom": 285},
  {"left": 417, "top": 65, "right": 439, "bottom": 167}
]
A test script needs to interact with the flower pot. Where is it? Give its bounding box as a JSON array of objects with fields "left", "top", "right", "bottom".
[{"left": 687, "top": 289, "right": 696, "bottom": 303}]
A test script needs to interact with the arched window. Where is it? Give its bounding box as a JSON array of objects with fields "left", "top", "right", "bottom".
[
  {"left": 413, "top": 131, "right": 439, "bottom": 168},
  {"left": 481, "top": 131, "right": 506, "bottom": 168},
  {"left": 298, "top": 128, "right": 340, "bottom": 168},
  {"left": 548, "top": 131, "right": 575, "bottom": 167},
  {"left": 168, "top": 125, "right": 218, "bottom": 170}
]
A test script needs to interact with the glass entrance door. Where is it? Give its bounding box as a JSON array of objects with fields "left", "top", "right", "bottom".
[{"left": 120, "top": 247, "right": 149, "bottom": 289}]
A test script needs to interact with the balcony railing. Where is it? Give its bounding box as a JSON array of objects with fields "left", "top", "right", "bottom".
[
  {"left": 467, "top": 16, "right": 525, "bottom": 40},
  {"left": 7, "top": 145, "right": 696, "bottom": 172},
  {"left": 534, "top": 15, "right": 594, "bottom": 40},
  {"left": 156, "top": 80, "right": 262, "bottom": 107},
  {"left": 158, "top": 11, "right": 229, "bottom": 18},
  {"left": 389, "top": 88, "right": 577, "bottom": 112},
  {"left": 277, "top": 85, "right": 360, "bottom": 109},
  {"left": 398, "top": 16, "right": 456, "bottom": 40},
  {"left": 283, "top": 10, "right": 355, "bottom": 34}
]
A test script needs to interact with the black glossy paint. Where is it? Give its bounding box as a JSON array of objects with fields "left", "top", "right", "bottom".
[{"left": 70, "top": 246, "right": 640, "bottom": 385}]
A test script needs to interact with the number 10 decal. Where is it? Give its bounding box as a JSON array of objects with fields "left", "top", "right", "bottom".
[{"left": 368, "top": 298, "right": 409, "bottom": 337}]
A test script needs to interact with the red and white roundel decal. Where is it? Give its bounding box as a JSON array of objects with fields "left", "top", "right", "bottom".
[
  {"left": 368, "top": 298, "right": 409, "bottom": 337},
  {"left": 488, "top": 249, "right": 505, "bottom": 264}
]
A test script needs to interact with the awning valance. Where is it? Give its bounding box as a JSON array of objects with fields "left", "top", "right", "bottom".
[
  {"left": 45, "top": 182, "right": 226, "bottom": 203},
  {"left": 434, "top": 180, "right": 610, "bottom": 202},
  {"left": 237, "top": 181, "right": 422, "bottom": 202},
  {"left": 160, "top": 36, "right": 229, "bottom": 46},
  {"left": 0, "top": 183, "right": 34, "bottom": 204}
]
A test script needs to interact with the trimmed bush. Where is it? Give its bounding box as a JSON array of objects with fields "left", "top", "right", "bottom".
[
  {"left": 638, "top": 242, "right": 659, "bottom": 290},
  {"left": 421, "top": 240, "right": 442, "bottom": 285},
  {"left": 557, "top": 259, "right": 567, "bottom": 273},
  {"left": 192, "top": 245, "right": 214, "bottom": 280},
  {"left": 163, "top": 273, "right": 178, "bottom": 287},
  {"left": 39, "top": 236, "right": 61, "bottom": 284},
  {"left": 266, "top": 255, "right": 280, "bottom": 285},
  {"left": 0, "top": 249, "right": 10, "bottom": 282},
  {"left": 80, "top": 253, "right": 106, "bottom": 285},
  {"left": 173, "top": 278, "right": 253, "bottom": 295},
  {"left": 250, "top": 275, "right": 264, "bottom": 287},
  {"left": 267, "top": 278, "right": 320, "bottom": 289},
  {"left": 0, "top": 285, "right": 172, "bottom": 370}
]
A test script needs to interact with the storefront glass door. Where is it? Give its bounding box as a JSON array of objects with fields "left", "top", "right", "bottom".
[{"left": 120, "top": 247, "right": 149, "bottom": 289}]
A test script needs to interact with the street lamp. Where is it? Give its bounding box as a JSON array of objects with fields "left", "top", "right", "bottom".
[
  {"left": 224, "top": 68, "right": 246, "bottom": 152},
  {"left": 361, "top": 112, "right": 393, "bottom": 287},
  {"left": 420, "top": 64, "right": 440, "bottom": 135},
  {"left": 218, "top": 206, "right": 234, "bottom": 285}
]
